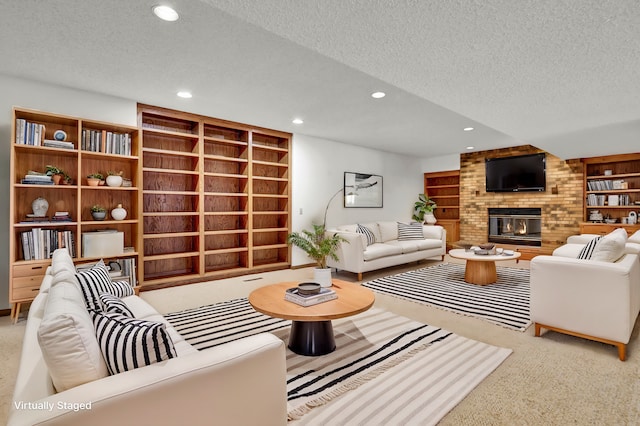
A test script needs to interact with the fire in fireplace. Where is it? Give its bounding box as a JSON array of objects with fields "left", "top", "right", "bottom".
[{"left": 488, "top": 208, "right": 542, "bottom": 246}]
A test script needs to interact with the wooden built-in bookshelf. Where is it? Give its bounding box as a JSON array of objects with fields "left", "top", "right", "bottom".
[
  {"left": 138, "top": 104, "right": 291, "bottom": 287},
  {"left": 423, "top": 170, "right": 460, "bottom": 248},
  {"left": 10, "top": 108, "right": 141, "bottom": 321}
]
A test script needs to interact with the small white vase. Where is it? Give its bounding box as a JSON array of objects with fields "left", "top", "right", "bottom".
[
  {"left": 106, "top": 175, "right": 123, "bottom": 187},
  {"left": 424, "top": 213, "right": 437, "bottom": 225},
  {"left": 111, "top": 204, "right": 127, "bottom": 220},
  {"left": 314, "top": 268, "right": 333, "bottom": 288}
]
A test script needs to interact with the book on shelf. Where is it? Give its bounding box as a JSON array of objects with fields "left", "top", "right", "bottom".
[
  {"left": 43, "top": 139, "right": 74, "bottom": 150},
  {"left": 15, "top": 119, "right": 45, "bottom": 146},
  {"left": 20, "top": 229, "right": 75, "bottom": 260},
  {"left": 285, "top": 287, "right": 337, "bottom": 307}
]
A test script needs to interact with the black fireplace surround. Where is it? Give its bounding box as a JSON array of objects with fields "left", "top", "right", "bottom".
[{"left": 488, "top": 208, "right": 542, "bottom": 246}]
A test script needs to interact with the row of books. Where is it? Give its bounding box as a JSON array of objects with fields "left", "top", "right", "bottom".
[
  {"left": 15, "top": 119, "right": 45, "bottom": 146},
  {"left": 285, "top": 287, "right": 337, "bottom": 307},
  {"left": 82, "top": 129, "right": 132, "bottom": 156},
  {"left": 587, "top": 194, "right": 633, "bottom": 206},
  {"left": 587, "top": 179, "right": 627, "bottom": 191},
  {"left": 21, "top": 229, "right": 76, "bottom": 260}
]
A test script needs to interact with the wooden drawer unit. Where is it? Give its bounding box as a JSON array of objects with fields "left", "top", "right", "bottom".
[{"left": 10, "top": 261, "right": 50, "bottom": 323}]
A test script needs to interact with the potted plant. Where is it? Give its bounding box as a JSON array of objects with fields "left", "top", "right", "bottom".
[
  {"left": 86, "top": 173, "right": 103, "bottom": 186},
  {"left": 287, "top": 224, "right": 347, "bottom": 287},
  {"left": 45, "top": 165, "right": 65, "bottom": 185},
  {"left": 106, "top": 170, "right": 123, "bottom": 187},
  {"left": 90, "top": 204, "right": 107, "bottom": 221},
  {"left": 412, "top": 193, "right": 437, "bottom": 225}
]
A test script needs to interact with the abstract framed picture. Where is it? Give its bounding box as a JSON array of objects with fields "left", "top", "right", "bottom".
[{"left": 344, "top": 172, "right": 383, "bottom": 208}]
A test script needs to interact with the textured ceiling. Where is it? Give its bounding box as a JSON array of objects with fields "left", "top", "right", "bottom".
[{"left": 0, "top": 0, "right": 638, "bottom": 159}]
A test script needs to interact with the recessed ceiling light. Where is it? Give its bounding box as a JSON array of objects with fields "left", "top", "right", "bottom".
[
  {"left": 292, "top": 118, "right": 304, "bottom": 124},
  {"left": 153, "top": 5, "right": 179, "bottom": 21},
  {"left": 463, "top": 127, "right": 474, "bottom": 131},
  {"left": 466, "top": 146, "right": 475, "bottom": 150},
  {"left": 176, "top": 91, "right": 192, "bottom": 98},
  {"left": 371, "top": 92, "right": 386, "bottom": 99}
]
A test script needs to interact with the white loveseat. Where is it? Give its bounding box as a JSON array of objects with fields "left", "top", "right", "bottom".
[
  {"left": 9, "top": 249, "right": 287, "bottom": 426},
  {"left": 326, "top": 221, "right": 446, "bottom": 280},
  {"left": 530, "top": 228, "right": 640, "bottom": 360}
]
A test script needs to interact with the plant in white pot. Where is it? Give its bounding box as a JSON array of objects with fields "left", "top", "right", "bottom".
[
  {"left": 287, "top": 224, "right": 347, "bottom": 288},
  {"left": 412, "top": 193, "right": 437, "bottom": 225}
]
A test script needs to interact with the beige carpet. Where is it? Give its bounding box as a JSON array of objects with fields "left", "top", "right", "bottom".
[{"left": 2, "top": 256, "right": 640, "bottom": 424}]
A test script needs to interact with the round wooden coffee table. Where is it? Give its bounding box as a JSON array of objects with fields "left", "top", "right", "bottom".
[
  {"left": 448, "top": 248, "right": 521, "bottom": 285},
  {"left": 248, "top": 280, "right": 375, "bottom": 356}
]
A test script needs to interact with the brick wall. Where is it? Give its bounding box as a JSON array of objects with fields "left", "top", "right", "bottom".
[{"left": 460, "top": 145, "right": 583, "bottom": 250}]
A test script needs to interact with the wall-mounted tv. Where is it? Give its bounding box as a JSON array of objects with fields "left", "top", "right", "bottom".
[{"left": 485, "top": 153, "right": 546, "bottom": 192}]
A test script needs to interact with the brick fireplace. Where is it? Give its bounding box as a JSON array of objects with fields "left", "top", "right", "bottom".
[{"left": 459, "top": 145, "right": 584, "bottom": 252}]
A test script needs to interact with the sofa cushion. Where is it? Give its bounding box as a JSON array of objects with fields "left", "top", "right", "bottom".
[
  {"left": 592, "top": 229, "right": 627, "bottom": 262},
  {"left": 91, "top": 311, "right": 177, "bottom": 375},
  {"left": 397, "top": 222, "right": 424, "bottom": 240},
  {"left": 37, "top": 280, "right": 109, "bottom": 392},
  {"left": 50, "top": 248, "right": 76, "bottom": 276},
  {"left": 76, "top": 260, "right": 134, "bottom": 311},
  {"left": 577, "top": 236, "right": 601, "bottom": 260},
  {"left": 357, "top": 224, "right": 377, "bottom": 246},
  {"left": 377, "top": 221, "right": 398, "bottom": 242},
  {"left": 363, "top": 243, "right": 403, "bottom": 261},
  {"left": 99, "top": 292, "right": 134, "bottom": 317},
  {"left": 629, "top": 230, "right": 640, "bottom": 244}
]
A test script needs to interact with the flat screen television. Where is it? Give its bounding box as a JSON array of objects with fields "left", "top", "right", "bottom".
[{"left": 485, "top": 153, "right": 546, "bottom": 192}]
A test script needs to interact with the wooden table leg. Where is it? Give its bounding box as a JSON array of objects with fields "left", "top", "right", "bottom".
[
  {"left": 464, "top": 260, "right": 497, "bottom": 285},
  {"left": 11, "top": 303, "right": 22, "bottom": 324}
]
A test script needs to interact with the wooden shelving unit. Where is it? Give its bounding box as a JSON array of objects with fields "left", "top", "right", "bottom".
[
  {"left": 424, "top": 170, "right": 460, "bottom": 247},
  {"left": 10, "top": 108, "right": 141, "bottom": 321},
  {"left": 138, "top": 105, "right": 291, "bottom": 287},
  {"left": 581, "top": 153, "right": 640, "bottom": 235}
]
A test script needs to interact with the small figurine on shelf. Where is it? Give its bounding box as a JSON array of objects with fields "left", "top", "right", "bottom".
[
  {"left": 90, "top": 204, "right": 107, "bottom": 221},
  {"left": 31, "top": 197, "right": 49, "bottom": 217}
]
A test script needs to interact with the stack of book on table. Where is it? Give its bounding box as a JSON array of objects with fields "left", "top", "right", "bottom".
[{"left": 285, "top": 287, "right": 337, "bottom": 307}]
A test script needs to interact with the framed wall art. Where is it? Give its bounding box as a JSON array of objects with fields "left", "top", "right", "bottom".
[{"left": 344, "top": 172, "right": 383, "bottom": 208}]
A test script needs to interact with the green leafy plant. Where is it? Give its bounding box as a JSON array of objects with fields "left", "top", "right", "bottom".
[
  {"left": 412, "top": 193, "right": 437, "bottom": 222},
  {"left": 287, "top": 224, "right": 348, "bottom": 269},
  {"left": 90, "top": 204, "right": 106, "bottom": 213},
  {"left": 87, "top": 173, "right": 104, "bottom": 180},
  {"left": 45, "top": 165, "right": 64, "bottom": 176},
  {"left": 107, "top": 170, "right": 123, "bottom": 176}
]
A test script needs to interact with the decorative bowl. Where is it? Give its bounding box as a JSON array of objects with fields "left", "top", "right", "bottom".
[
  {"left": 297, "top": 282, "right": 321, "bottom": 295},
  {"left": 479, "top": 243, "right": 495, "bottom": 250}
]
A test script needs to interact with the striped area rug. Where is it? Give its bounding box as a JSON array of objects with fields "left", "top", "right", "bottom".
[
  {"left": 363, "top": 262, "right": 531, "bottom": 331},
  {"left": 165, "top": 299, "right": 512, "bottom": 424}
]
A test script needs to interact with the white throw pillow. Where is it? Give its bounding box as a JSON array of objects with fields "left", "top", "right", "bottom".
[
  {"left": 591, "top": 229, "right": 627, "bottom": 262},
  {"left": 37, "top": 280, "right": 109, "bottom": 392},
  {"left": 629, "top": 230, "right": 640, "bottom": 244}
]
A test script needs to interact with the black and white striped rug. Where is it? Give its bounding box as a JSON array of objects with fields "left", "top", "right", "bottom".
[
  {"left": 165, "top": 299, "right": 511, "bottom": 424},
  {"left": 363, "top": 262, "right": 531, "bottom": 331}
]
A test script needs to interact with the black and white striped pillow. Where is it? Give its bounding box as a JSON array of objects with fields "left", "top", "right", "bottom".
[
  {"left": 577, "top": 236, "right": 601, "bottom": 260},
  {"left": 91, "top": 311, "right": 177, "bottom": 375},
  {"left": 75, "top": 260, "right": 134, "bottom": 311},
  {"left": 99, "top": 292, "right": 134, "bottom": 317},
  {"left": 356, "top": 224, "right": 377, "bottom": 246},
  {"left": 397, "top": 222, "right": 424, "bottom": 240}
]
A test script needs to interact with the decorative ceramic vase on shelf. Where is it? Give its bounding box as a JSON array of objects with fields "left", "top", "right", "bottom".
[
  {"left": 111, "top": 204, "right": 127, "bottom": 221},
  {"left": 32, "top": 197, "right": 49, "bottom": 217},
  {"left": 106, "top": 175, "right": 123, "bottom": 187},
  {"left": 314, "top": 268, "right": 333, "bottom": 288},
  {"left": 91, "top": 211, "right": 106, "bottom": 221}
]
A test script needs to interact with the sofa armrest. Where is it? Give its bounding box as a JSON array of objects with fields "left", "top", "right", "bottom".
[
  {"left": 8, "top": 333, "right": 287, "bottom": 426},
  {"left": 326, "top": 231, "right": 365, "bottom": 272},
  {"left": 422, "top": 225, "right": 446, "bottom": 252},
  {"left": 530, "top": 254, "right": 640, "bottom": 343}
]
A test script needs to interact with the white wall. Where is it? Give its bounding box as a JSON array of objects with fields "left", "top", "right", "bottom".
[
  {"left": 291, "top": 134, "right": 424, "bottom": 266},
  {"left": 0, "top": 74, "right": 137, "bottom": 309},
  {"left": 420, "top": 153, "right": 460, "bottom": 173}
]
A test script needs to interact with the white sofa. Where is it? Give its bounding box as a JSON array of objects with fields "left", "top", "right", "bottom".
[
  {"left": 9, "top": 249, "right": 288, "bottom": 426},
  {"left": 530, "top": 228, "right": 640, "bottom": 360},
  {"left": 326, "top": 221, "right": 446, "bottom": 280}
]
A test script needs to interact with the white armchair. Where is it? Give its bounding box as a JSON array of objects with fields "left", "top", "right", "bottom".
[{"left": 530, "top": 253, "right": 640, "bottom": 360}]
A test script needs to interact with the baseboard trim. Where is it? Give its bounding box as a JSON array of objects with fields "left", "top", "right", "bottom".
[{"left": 0, "top": 309, "right": 11, "bottom": 317}]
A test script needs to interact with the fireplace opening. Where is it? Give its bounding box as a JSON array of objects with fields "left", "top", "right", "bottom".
[{"left": 488, "top": 208, "right": 541, "bottom": 246}]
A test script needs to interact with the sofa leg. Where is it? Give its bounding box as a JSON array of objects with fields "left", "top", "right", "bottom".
[
  {"left": 357, "top": 272, "right": 363, "bottom": 281},
  {"left": 617, "top": 344, "right": 626, "bottom": 361}
]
